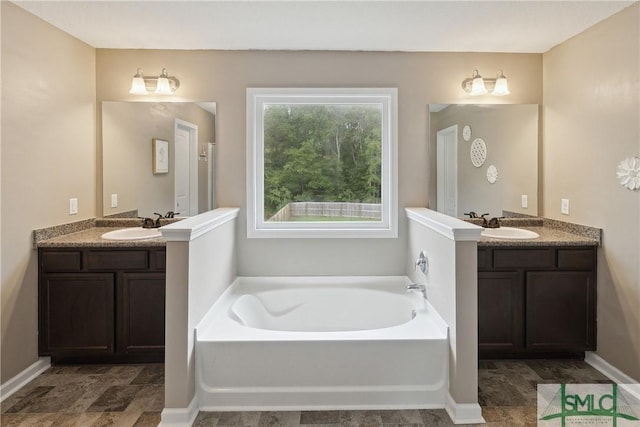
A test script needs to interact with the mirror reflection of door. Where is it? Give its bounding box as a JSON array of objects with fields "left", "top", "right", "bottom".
[
  {"left": 207, "top": 142, "right": 217, "bottom": 211},
  {"left": 174, "top": 119, "right": 198, "bottom": 216},
  {"left": 436, "top": 125, "right": 458, "bottom": 217}
]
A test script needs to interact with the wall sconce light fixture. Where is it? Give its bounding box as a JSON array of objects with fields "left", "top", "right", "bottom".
[
  {"left": 129, "top": 68, "right": 180, "bottom": 95},
  {"left": 461, "top": 70, "right": 510, "bottom": 96}
]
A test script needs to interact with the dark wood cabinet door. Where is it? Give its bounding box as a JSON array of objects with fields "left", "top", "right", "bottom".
[
  {"left": 40, "top": 273, "right": 114, "bottom": 354},
  {"left": 526, "top": 271, "right": 596, "bottom": 351},
  {"left": 478, "top": 271, "right": 523, "bottom": 355},
  {"left": 120, "top": 273, "right": 165, "bottom": 353}
]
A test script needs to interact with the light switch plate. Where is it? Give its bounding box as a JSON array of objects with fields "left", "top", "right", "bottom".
[
  {"left": 69, "top": 198, "right": 78, "bottom": 215},
  {"left": 561, "top": 198, "right": 570, "bottom": 215},
  {"left": 111, "top": 193, "right": 118, "bottom": 208},
  {"left": 521, "top": 195, "right": 528, "bottom": 208}
]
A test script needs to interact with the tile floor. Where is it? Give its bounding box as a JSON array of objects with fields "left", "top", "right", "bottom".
[{"left": 0, "top": 359, "right": 614, "bottom": 426}]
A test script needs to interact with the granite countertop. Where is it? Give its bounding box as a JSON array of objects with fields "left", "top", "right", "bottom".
[
  {"left": 477, "top": 225, "right": 599, "bottom": 247},
  {"left": 34, "top": 214, "right": 600, "bottom": 249},
  {"left": 470, "top": 216, "right": 600, "bottom": 247},
  {"left": 37, "top": 226, "right": 166, "bottom": 248},
  {"left": 33, "top": 217, "right": 174, "bottom": 248}
]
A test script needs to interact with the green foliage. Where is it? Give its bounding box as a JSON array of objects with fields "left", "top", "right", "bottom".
[{"left": 263, "top": 104, "right": 382, "bottom": 218}]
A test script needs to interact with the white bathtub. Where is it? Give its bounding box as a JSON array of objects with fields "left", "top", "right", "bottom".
[{"left": 195, "top": 276, "right": 449, "bottom": 410}]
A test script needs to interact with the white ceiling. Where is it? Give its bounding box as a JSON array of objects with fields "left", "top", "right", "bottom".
[{"left": 12, "top": 0, "right": 635, "bottom": 53}]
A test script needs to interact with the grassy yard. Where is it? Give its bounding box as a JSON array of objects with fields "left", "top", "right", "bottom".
[{"left": 287, "top": 216, "right": 379, "bottom": 222}]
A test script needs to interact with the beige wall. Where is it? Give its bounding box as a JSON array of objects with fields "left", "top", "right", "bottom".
[
  {"left": 543, "top": 3, "right": 640, "bottom": 380},
  {"left": 96, "top": 50, "right": 542, "bottom": 277},
  {"left": 1, "top": 2, "right": 96, "bottom": 382},
  {"left": 430, "top": 104, "right": 539, "bottom": 217}
]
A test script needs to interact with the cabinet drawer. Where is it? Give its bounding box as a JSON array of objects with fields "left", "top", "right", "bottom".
[
  {"left": 153, "top": 250, "right": 166, "bottom": 271},
  {"left": 493, "top": 249, "right": 554, "bottom": 269},
  {"left": 477, "top": 249, "right": 490, "bottom": 270},
  {"left": 86, "top": 251, "right": 148, "bottom": 270},
  {"left": 558, "top": 249, "right": 595, "bottom": 270},
  {"left": 41, "top": 251, "right": 82, "bottom": 272}
]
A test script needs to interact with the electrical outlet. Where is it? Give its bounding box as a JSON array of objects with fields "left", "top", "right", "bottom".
[
  {"left": 111, "top": 193, "right": 118, "bottom": 208},
  {"left": 69, "top": 198, "right": 78, "bottom": 215},
  {"left": 561, "top": 198, "right": 570, "bottom": 215},
  {"left": 521, "top": 195, "right": 528, "bottom": 208}
]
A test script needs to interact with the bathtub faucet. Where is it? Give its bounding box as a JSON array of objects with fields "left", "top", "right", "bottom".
[{"left": 407, "top": 283, "right": 427, "bottom": 300}]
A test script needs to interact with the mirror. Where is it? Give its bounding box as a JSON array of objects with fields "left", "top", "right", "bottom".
[
  {"left": 102, "top": 101, "right": 216, "bottom": 218},
  {"left": 429, "top": 104, "right": 539, "bottom": 218}
]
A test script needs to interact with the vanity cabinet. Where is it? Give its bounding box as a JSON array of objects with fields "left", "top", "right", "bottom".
[
  {"left": 39, "top": 247, "right": 165, "bottom": 363},
  {"left": 478, "top": 246, "right": 596, "bottom": 358}
]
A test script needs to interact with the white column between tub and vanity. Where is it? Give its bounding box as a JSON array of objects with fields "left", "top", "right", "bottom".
[
  {"left": 405, "top": 207, "right": 484, "bottom": 425},
  {"left": 158, "top": 208, "right": 240, "bottom": 427}
]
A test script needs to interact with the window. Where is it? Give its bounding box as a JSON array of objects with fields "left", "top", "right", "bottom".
[{"left": 247, "top": 88, "right": 397, "bottom": 238}]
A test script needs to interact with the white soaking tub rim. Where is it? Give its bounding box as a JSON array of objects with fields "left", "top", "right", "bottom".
[
  {"left": 230, "top": 287, "right": 416, "bottom": 332},
  {"left": 196, "top": 275, "right": 448, "bottom": 343}
]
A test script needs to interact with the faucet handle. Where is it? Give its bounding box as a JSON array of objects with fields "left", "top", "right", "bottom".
[
  {"left": 152, "top": 213, "right": 164, "bottom": 227},
  {"left": 464, "top": 211, "right": 478, "bottom": 218},
  {"left": 480, "top": 213, "right": 490, "bottom": 227},
  {"left": 415, "top": 251, "right": 429, "bottom": 275}
]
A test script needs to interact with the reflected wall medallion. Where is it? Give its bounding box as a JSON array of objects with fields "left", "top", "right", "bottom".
[
  {"left": 462, "top": 125, "right": 472, "bottom": 141},
  {"left": 616, "top": 156, "right": 640, "bottom": 190},
  {"left": 487, "top": 165, "right": 498, "bottom": 184},
  {"left": 470, "top": 137, "right": 487, "bottom": 167}
]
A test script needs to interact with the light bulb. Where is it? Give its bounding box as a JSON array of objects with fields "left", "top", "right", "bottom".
[
  {"left": 491, "top": 71, "right": 510, "bottom": 96},
  {"left": 155, "top": 68, "right": 173, "bottom": 95},
  {"left": 469, "top": 70, "right": 487, "bottom": 96},
  {"left": 129, "top": 69, "right": 148, "bottom": 95}
]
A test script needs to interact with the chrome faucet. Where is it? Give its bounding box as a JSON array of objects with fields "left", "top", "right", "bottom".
[{"left": 407, "top": 283, "right": 427, "bottom": 300}]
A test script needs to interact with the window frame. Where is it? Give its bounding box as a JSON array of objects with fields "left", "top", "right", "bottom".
[{"left": 247, "top": 87, "right": 398, "bottom": 238}]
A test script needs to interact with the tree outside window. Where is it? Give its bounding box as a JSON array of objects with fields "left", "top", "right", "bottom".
[{"left": 247, "top": 88, "right": 397, "bottom": 238}]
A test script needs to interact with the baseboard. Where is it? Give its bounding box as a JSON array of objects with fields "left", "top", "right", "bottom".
[
  {"left": 159, "top": 396, "right": 198, "bottom": 427},
  {"left": 0, "top": 357, "right": 51, "bottom": 402},
  {"left": 445, "top": 393, "right": 485, "bottom": 424},
  {"left": 585, "top": 351, "right": 640, "bottom": 400}
]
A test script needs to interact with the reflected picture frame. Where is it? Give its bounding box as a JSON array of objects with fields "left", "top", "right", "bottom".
[{"left": 152, "top": 138, "right": 169, "bottom": 174}]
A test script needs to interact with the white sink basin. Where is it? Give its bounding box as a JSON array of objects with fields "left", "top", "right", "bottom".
[
  {"left": 101, "top": 227, "right": 162, "bottom": 241},
  {"left": 481, "top": 226, "right": 539, "bottom": 240}
]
